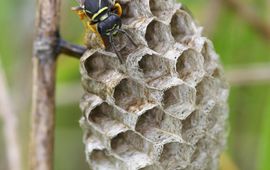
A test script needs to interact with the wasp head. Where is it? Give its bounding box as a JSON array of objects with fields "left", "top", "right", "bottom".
[{"left": 97, "top": 13, "right": 122, "bottom": 37}]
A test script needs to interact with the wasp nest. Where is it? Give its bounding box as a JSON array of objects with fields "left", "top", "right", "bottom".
[{"left": 79, "top": 0, "right": 229, "bottom": 169}]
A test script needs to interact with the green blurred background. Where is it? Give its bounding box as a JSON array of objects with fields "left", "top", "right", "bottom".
[{"left": 0, "top": 0, "right": 270, "bottom": 170}]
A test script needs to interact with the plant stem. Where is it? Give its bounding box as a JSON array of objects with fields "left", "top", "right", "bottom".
[
  {"left": 59, "top": 39, "right": 87, "bottom": 59},
  {"left": 224, "top": 0, "right": 270, "bottom": 41},
  {"left": 30, "top": 0, "right": 60, "bottom": 169},
  {"left": 30, "top": 0, "right": 86, "bottom": 169},
  {"left": 0, "top": 59, "right": 22, "bottom": 170}
]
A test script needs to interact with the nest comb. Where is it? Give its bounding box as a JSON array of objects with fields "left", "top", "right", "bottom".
[{"left": 79, "top": 0, "right": 229, "bottom": 169}]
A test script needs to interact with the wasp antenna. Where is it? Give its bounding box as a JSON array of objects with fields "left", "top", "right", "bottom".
[
  {"left": 109, "top": 34, "right": 123, "bottom": 64},
  {"left": 117, "top": 29, "right": 138, "bottom": 48}
]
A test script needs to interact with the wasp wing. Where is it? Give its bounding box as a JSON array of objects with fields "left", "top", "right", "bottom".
[
  {"left": 75, "top": 0, "right": 85, "bottom": 6},
  {"left": 71, "top": 6, "right": 83, "bottom": 11},
  {"left": 109, "top": 0, "right": 115, "bottom": 5},
  {"left": 72, "top": 0, "right": 85, "bottom": 11}
]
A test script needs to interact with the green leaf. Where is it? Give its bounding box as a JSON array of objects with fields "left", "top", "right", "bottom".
[{"left": 258, "top": 90, "right": 270, "bottom": 170}]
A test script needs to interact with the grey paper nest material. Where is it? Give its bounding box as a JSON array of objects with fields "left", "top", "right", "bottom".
[{"left": 79, "top": 0, "right": 229, "bottom": 169}]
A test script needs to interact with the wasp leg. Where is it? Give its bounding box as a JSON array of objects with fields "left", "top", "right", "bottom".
[
  {"left": 114, "top": 3, "right": 123, "bottom": 17},
  {"left": 117, "top": 29, "right": 138, "bottom": 48},
  {"left": 86, "top": 21, "right": 97, "bottom": 33},
  {"left": 109, "top": 34, "right": 123, "bottom": 64}
]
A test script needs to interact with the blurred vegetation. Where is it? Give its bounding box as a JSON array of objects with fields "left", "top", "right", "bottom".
[{"left": 0, "top": 0, "right": 270, "bottom": 170}]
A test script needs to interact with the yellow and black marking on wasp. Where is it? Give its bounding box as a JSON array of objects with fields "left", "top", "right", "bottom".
[{"left": 72, "top": 0, "right": 137, "bottom": 63}]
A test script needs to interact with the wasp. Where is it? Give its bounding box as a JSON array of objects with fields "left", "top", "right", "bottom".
[{"left": 72, "top": 0, "right": 137, "bottom": 63}]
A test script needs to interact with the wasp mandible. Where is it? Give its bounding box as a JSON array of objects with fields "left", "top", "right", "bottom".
[{"left": 72, "top": 0, "right": 137, "bottom": 63}]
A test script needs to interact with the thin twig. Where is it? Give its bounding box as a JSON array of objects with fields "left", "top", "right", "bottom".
[
  {"left": 0, "top": 59, "right": 22, "bottom": 170},
  {"left": 30, "top": 0, "right": 60, "bottom": 169},
  {"left": 59, "top": 39, "right": 87, "bottom": 58},
  {"left": 226, "top": 63, "right": 270, "bottom": 85},
  {"left": 223, "top": 0, "right": 270, "bottom": 40}
]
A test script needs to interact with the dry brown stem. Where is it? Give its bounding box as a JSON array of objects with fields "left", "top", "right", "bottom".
[
  {"left": 60, "top": 39, "right": 87, "bottom": 58},
  {"left": 29, "top": 0, "right": 87, "bottom": 169},
  {"left": 226, "top": 63, "right": 270, "bottom": 85},
  {"left": 0, "top": 59, "right": 22, "bottom": 170},
  {"left": 30, "top": 0, "right": 60, "bottom": 169},
  {"left": 224, "top": 0, "right": 270, "bottom": 40},
  {"left": 29, "top": 0, "right": 86, "bottom": 169}
]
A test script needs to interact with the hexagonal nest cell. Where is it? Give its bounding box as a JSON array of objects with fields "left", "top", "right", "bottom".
[
  {"left": 195, "top": 76, "right": 227, "bottom": 106},
  {"left": 170, "top": 10, "right": 197, "bottom": 43},
  {"left": 181, "top": 111, "right": 207, "bottom": 144},
  {"left": 185, "top": 146, "right": 210, "bottom": 170},
  {"left": 89, "top": 149, "right": 121, "bottom": 170},
  {"left": 111, "top": 130, "right": 153, "bottom": 168},
  {"left": 135, "top": 107, "right": 182, "bottom": 143},
  {"left": 195, "top": 136, "right": 224, "bottom": 162},
  {"left": 159, "top": 142, "right": 194, "bottom": 169},
  {"left": 206, "top": 104, "right": 228, "bottom": 139},
  {"left": 149, "top": 0, "right": 177, "bottom": 21},
  {"left": 145, "top": 20, "right": 173, "bottom": 53},
  {"left": 113, "top": 78, "right": 151, "bottom": 112},
  {"left": 176, "top": 49, "right": 204, "bottom": 85},
  {"left": 211, "top": 67, "right": 225, "bottom": 81},
  {"left": 206, "top": 104, "right": 221, "bottom": 130},
  {"left": 138, "top": 54, "right": 172, "bottom": 88},
  {"left": 196, "top": 78, "right": 211, "bottom": 104},
  {"left": 121, "top": 0, "right": 151, "bottom": 24},
  {"left": 88, "top": 103, "right": 127, "bottom": 134},
  {"left": 201, "top": 40, "right": 219, "bottom": 74},
  {"left": 162, "top": 84, "right": 196, "bottom": 119},
  {"left": 107, "top": 30, "right": 139, "bottom": 59},
  {"left": 135, "top": 107, "right": 163, "bottom": 132},
  {"left": 83, "top": 52, "right": 122, "bottom": 82}
]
